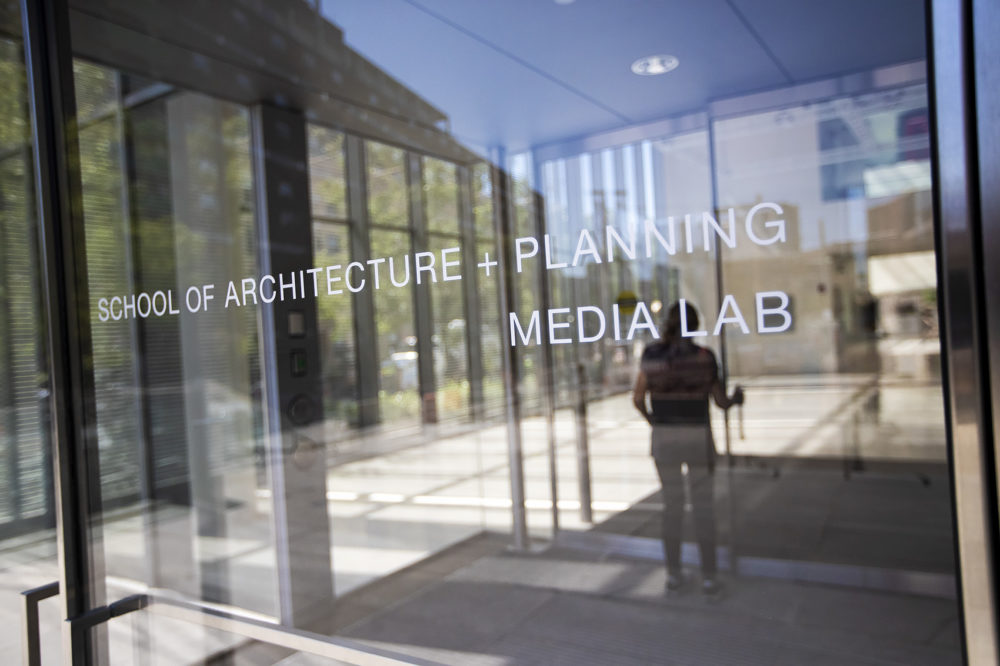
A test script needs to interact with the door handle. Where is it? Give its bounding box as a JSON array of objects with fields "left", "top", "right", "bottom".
[{"left": 21, "top": 581, "right": 58, "bottom": 666}]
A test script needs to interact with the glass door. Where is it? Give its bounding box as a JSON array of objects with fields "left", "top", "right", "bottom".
[
  {"left": 536, "top": 78, "right": 955, "bottom": 585},
  {"left": 10, "top": 0, "right": 997, "bottom": 664}
]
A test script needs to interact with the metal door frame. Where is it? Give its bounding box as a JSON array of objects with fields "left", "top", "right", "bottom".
[{"left": 18, "top": 0, "right": 1000, "bottom": 663}]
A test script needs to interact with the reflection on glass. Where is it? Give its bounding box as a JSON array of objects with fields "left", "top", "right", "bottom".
[
  {"left": 471, "top": 162, "right": 494, "bottom": 239},
  {"left": 0, "top": 12, "right": 61, "bottom": 661},
  {"left": 366, "top": 141, "right": 408, "bottom": 228},
  {"left": 0, "top": 35, "right": 49, "bottom": 528},
  {"left": 312, "top": 222, "right": 357, "bottom": 427},
  {"left": 507, "top": 155, "right": 542, "bottom": 413},
  {"left": 476, "top": 240, "right": 504, "bottom": 418},
  {"left": 471, "top": 165, "right": 504, "bottom": 417},
  {"left": 310, "top": 126, "right": 357, "bottom": 430},
  {"left": 370, "top": 228, "right": 420, "bottom": 424},
  {"left": 713, "top": 84, "right": 942, "bottom": 463},
  {"left": 423, "top": 156, "right": 459, "bottom": 235},
  {"left": 427, "top": 234, "right": 468, "bottom": 421},
  {"left": 78, "top": 61, "right": 142, "bottom": 506},
  {"left": 2, "top": 0, "right": 968, "bottom": 663},
  {"left": 75, "top": 62, "right": 276, "bottom": 616},
  {"left": 309, "top": 126, "right": 347, "bottom": 220}
]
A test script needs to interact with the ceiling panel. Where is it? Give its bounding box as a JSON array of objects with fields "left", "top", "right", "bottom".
[
  {"left": 730, "top": 0, "right": 926, "bottom": 82},
  {"left": 325, "top": 0, "right": 626, "bottom": 153},
  {"left": 401, "top": 0, "right": 789, "bottom": 121},
  {"left": 321, "top": 0, "right": 927, "bottom": 155}
]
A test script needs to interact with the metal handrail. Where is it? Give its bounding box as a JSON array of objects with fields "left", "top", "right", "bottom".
[
  {"left": 63, "top": 589, "right": 428, "bottom": 666},
  {"left": 23, "top": 581, "right": 427, "bottom": 665},
  {"left": 21, "top": 581, "right": 59, "bottom": 666}
]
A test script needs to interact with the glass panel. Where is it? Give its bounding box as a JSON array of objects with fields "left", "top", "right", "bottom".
[
  {"left": 708, "top": 88, "right": 946, "bottom": 571},
  {"left": 471, "top": 162, "right": 494, "bottom": 239},
  {"left": 476, "top": 239, "right": 504, "bottom": 418},
  {"left": 310, "top": 2, "right": 957, "bottom": 663},
  {"left": 422, "top": 156, "right": 459, "bottom": 234},
  {"left": 312, "top": 221, "right": 357, "bottom": 428},
  {"left": 427, "top": 234, "right": 468, "bottom": 421},
  {"left": 74, "top": 59, "right": 118, "bottom": 124},
  {"left": 366, "top": 141, "right": 408, "bottom": 228},
  {"left": 35, "top": 1, "right": 967, "bottom": 664},
  {"left": 0, "top": 37, "right": 49, "bottom": 530},
  {"left": 0, "top": 14, "right": 61, "bottom": 665},
  {"left": 77, "top": 65, "right": 142, "bottom": 510},
  {"left": 74, "top": 64, "right": 277, "bottom": 620},
  {"left": 0, "top": 31, "right": 49, "bottom": 529},
  {"left": 309, "top": 125, "right": 347, "bottom": 220},
  {"left": 369, "top": 227, "right": 420, "bottom": 425}
]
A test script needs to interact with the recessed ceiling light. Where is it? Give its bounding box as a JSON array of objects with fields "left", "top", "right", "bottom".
[
  {"left": 631, "top": 55, "right": 680, "bottom": 76},
  {"left": 554, "top": 0, "right": 575, "bottom": 4}
]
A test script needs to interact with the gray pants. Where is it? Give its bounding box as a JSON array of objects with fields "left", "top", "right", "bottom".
[{"left": 655, "top": 461, "right": 717, "bottom": 577}]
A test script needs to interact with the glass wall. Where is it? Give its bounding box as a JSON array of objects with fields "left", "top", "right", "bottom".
[
  {"left": 366, "top": 142, "right": 420, "bottom": 425},
  {"left": 0, "top": 29, "right": 50, "bottom": 535},
  {"left": 424, "top": 157, "right": 469, "bottom": 422},
  {"left": 472, "top": 162, "right": 505, "bottom": 419},
  {"left": 0, "top": 11, "right": 62, "bottom": 661},
  {"left": 532, "top": 80, "right": 950, "bottom": 579},
  {"left": 0, "top": 0, "right": 983, "bottom": 664},
  {"left": 74, "top": 64, "right": 278, "bottom": 619},
  {"left": 308, "top": 1, "right": 958, "bottom": 662},
  {"left": 309, "top": 126, "right": 356, "bottom": 430}
]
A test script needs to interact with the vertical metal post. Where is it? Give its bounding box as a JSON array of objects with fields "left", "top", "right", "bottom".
[
  {"left": 20, "top": 0, "right": 107, "bottom": 662},
  {"left": 587, "top": 156, "right": 610, "bottom": 386},
  {"left": 536, "top": 191, "right": 561, "bottom": 532},
  {"left": 115, "top": 72, "right": 161, "bottom": 592},
  {"left": 344, "top": 136, "right": 380, "bottom": 427},
  {"left": 972, "top": 15, "right": 1000, "bottom": 658},
  {"left": 706, "top": 119, "right": 732, "bottom": 464},
  {"left": 458, "top": 165, "right": 485, "bottom": 420},
  {"left": 928, "top": 0, "right": 998, "bottom": 663},
  {"left": 251, "top": 103, "right": 335, "bottom": 630},
  {"left": 611, "top": 148, "right": 631, "bottom": 307},
  {"left": 564, "top": 156, "right": 594, "bottom": 523},
  {"left": 407, "top": 152, "right": 438, "bottom": 424},
  {"left": 574, "top": 362, "right": 594, "bottom": 524},
  {"left": 492, "top": 156, "right": 529, "bottom": 550},
  {"left": 706, "top": 91, "right": 741, "bottom": 583},
  {"left": 531, "top": 155, "right": 561, "bottom": 533}
]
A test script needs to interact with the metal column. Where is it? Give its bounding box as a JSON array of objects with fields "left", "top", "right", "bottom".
[
  {"left": 706, "top": 120, "right": 733, "bottom": 463},
  {"left": 21, "top": 0, "right": 107, "bottom": 661},
  {"left": 406, "top": 152, "right": 438, "bottom": 424},
  {"left": 529, "top": 155, "right": 562, "bottom": 531},
  {"left": 458, "top": 166, "right": 485, "bottom": 420},
  {"left": 251, "top": 103, "right": 335, "bottom": 630},
  {"left": 928, "top": 0, "right": 998, "bottom": 663},
  {"left": 344, "top": 135, "right": 380, "bottom": 427},
  {"left": 492, "top": 159, "right": 529, "bottom": 550}
]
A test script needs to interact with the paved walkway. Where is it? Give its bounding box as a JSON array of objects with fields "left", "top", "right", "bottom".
[
  {"left": 334, "top": 535, "right": 962, "bottom": 666},
  {"left": 0, "top": 376, "right": 958, "bottom": 663}
]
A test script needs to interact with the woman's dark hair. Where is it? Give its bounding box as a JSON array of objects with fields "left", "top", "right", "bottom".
[{"left": 664, "top": 301, "right": 698, "bottom": 339}]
